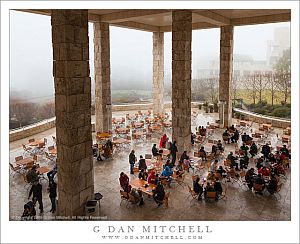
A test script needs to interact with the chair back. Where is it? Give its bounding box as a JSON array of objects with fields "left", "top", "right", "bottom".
[
  {"left": 276, "top": 183, "right": 283, "bottom": 193},
  {"left": 120, "top": 190, "right": 129, "bottom": 199},
  {"left": 29, "top": 138, "right": 35, "bottom": 143},
  {"left": 48, "top": 146, "right": 55, "bottom": 151},
  {"left": 206, "top": 191, "right": 216, "bottom": 199},
  {"left": 15, "top": 156, "right": 23, "bottom": 162},
  {"left": 9, "top": 163, "right": 15, "bottom": 171},
  {"left": 145, "top": 154, "right": 152, "bottom": 159},
  {"left": 44, "top": 138, "right": 47, "bottom": 144},
  {"left": 194, "top": 152, "right": 200, "bottom": 157},
  {"left": 164, "top": 192, "right": 170, "bottom": 207},
  {"left": 253, "top": 183, "right": 263, "bottom": 191}
]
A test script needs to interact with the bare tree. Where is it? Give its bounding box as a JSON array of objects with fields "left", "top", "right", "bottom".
[
  {"left": 10, "top": 101, "right": 36, "bottom": 127},
  {"left": 204, "top": 76, "right": 219, "bottom": 103},
  {"left": 254, "top": 73, "right": 268, "bottom": 103},
  {"left": 242, "top": 74, "right": 258, "bottom": 105}
]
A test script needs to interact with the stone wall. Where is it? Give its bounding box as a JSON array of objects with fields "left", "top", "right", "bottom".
[
  {"left": 94, "top": 22, "right": 112, "bottom": 133},
  {"left": 9, "top": 118, "right": 56, "bottom": 142},
  {"left": 171, "top": 10, "right": 192, "bottom": 154},
  {"left": 233, "top": 108, "right": 291, "bottom": 128},
  {"left": 152, "top": 32, "right": 164, "bottom": 114},
  {"left": 52, "top": 10, "right": 94, "bottom": 217},
  {"left": 219, "top": 25, "right": 234, "bottom": 127}
]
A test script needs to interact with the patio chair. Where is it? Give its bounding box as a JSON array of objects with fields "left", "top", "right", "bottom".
[
  {"left": 9, "top": 163, "right": 25, "bottom": 177},
  {"left": 175, "top": 174, "right": 185, "bottom": 188},
  {"left": 15, "top": 155, "right": 23, "bottom": 162},
  {"left": 187, "top": 185, "right": 198, "bottom": 203},
  {"left": 205, "top": 191, "right": 217, "bottom": 202},
  {"left": 22, "top": 144, "right": 32, "bottom": 157}
]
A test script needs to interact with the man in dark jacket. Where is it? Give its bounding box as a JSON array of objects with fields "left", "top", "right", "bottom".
[
  {"left": 48, "top": 180, "right": 57, "bottom": 213},
  {"left": 129, "top": 150, "right": 136, "bottom": 174},
  {"left": 170, "top": 141, "right": 178, "bottom": 166},
  {"left": 28, "top": 181, "right": 43, "bottom": 213},
  {"left": 153, "top": 181, "right": 165, "bottom": 206}
]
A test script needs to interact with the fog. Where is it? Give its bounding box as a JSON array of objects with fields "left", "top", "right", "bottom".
[{"left": 9, "top": 10, "right": 290, "bottom": 100}]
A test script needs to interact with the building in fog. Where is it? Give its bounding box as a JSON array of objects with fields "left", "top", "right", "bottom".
[{"left": 266, "top": 27, "right": 290, "bottom": 66}]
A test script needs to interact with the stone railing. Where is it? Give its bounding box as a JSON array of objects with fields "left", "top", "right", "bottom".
[
  {"left": 9, "top": 101, "right": 203, "bottom": 142},
  {"left": 9, "top": 118, "right": 56, "bottom": 142},
  {"left": 233, "top": 108, "right": 291, "bottom": 128}
]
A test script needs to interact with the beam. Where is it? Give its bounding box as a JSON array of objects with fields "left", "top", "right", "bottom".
[
  {"left": 231, "top": 13, "right": 291, "bottom": 26},
  {"left": 100, "top": 9, "right": 170, "bottom": 23},
  {"left": 194, "top": 10, "right": 230, "bottom": 26},
  {"left": 15, "top": 9, "right": 51, "bottom": 16},
  {"left": 111, "top": 21, "right": 160, "bottom": 32},
  {"left": 159, "top": 22, "right": 218, "bottom": 32}
]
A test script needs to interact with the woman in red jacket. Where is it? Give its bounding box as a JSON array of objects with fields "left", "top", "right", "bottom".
[
  {"left": 147, "top": 171, "right": 156, "bottom": 184},
  {"left": 159, "top": 134, "right": 168, "bottom": 148}
]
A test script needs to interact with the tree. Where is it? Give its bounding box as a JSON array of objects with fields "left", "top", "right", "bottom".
[
  {"left": 204, "top": 76, "right": 219, "bottom": 103},
  {"left": 10, "top": 101, "right": 36, "bottom": 127},
  {"left": 243, "top": 74, "right": 258, "bottom": 105},
  {"left": 273, "top": 48, "right": 291, "bottom": 104}
]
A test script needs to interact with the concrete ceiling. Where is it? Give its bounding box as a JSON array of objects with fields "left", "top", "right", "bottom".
[{"left": 18, "top": 9, "right": 291, "bottom": 32}]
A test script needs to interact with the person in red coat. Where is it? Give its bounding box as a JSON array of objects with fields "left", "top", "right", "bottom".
[
  {"left": 159, "top": 134, "right": 168, "bottom": 148},
  {"left": 147, "top": 171, "right": 156, "bottom": 184},
  {"left": 258, "top": 166, "right": 270, "bottom": 177}
]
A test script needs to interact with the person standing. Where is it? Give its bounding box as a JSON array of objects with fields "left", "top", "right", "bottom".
[
  {"left": 170, "top": 141, "right": 178, "bottom": 166},
  {"left": 129, "top": 150, "right": 136, "bottom": 174},
  {"left": 48, "top": 180, "right": 57, "bottom": 213},
  {"left": 28, "top": 181, "right": 43, "bottom": 213}
]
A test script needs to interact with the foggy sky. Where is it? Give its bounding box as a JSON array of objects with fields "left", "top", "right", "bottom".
[{"left": 9, "top": 10, "right": 290, "bottom": 99}]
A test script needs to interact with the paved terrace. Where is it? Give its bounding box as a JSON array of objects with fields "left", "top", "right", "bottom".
[{"left": 9, "top": 109, "right": 290, "bottom": 221}]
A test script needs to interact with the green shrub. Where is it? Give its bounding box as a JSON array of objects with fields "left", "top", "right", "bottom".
[{"left": 271, "top": 107, "right": 291, "bottom": 118}]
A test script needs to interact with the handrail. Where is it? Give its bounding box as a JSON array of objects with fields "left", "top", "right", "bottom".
[
  {"left": 233, "top": 108, "right": 291, "bottom": 122},
  {"left": 9, "top": 117, "right": 56, "bottom": 133}
]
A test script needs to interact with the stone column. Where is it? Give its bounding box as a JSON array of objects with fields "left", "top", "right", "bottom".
[
  {"left": 152, "top": 32, "right": 164, "bottom": 114},
  {"left": 219, "top": 25, "right": 234, "bottom": 127},
  {"left": 51, "top": 10, "right": 94, "bottom": 217},
  {"left": 171, "top": 10, "right": 192, "bottom": 154},
  {"left": 94, "top": 22, "right": 112, "bottom": 133}
]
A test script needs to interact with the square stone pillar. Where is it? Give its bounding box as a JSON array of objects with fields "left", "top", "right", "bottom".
[
  {"left": 171, "top": 10, "right": 192, "bottom": 154},
  {"left": 219, "top": 25, "right": 234, "bottom": 127},
  {"left": 152, "top": 32, "right": 164, "bottom": 114},
  {"left": 94, "top": 22, "right": 112, "bottom": 133},
  {"left": 51, "top": 10, "right": 94, "bottom": 217}
]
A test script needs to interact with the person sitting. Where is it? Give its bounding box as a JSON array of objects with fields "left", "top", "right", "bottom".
[
  {"left": 231, "top": 129, "right": 240, "bottom": 143},
  {"left": 191, "top": 133, "right": 196, "bottom": 145},
  {"left": 222, "top": 130, "right": 230, "bottom": 143},
  {"left": 255, "top": 156, "right": 264, "bottom": 170},
  {"left": 214, "top": 177, "right": 223, "bottom": 199},
  {"left": 161, "top": 165, "right": 173, "bottom": 177},
  {"left": 240, "top": 143, "right": 249, "bottom": 155},
  {"left": 211, "top": 144, "right": 218, "bottom": 156},
  {"left": 229, "top": 124, "right": 236, "bottom": 133},
  {"left": 253, "top": 173, "right": 265, "bottom": 194},
  {"left": 159, "top": 134, "right": 169, "bottom": 149},
  {"left": 119, "top": 172, "right": 130, "bottom": 192},
  {"left": 216, "top": 165, "right": 227, "bottom": 178},
  {"left": 227, "top": 152, "right": 239, "bottom": 170},
  {"left": 165, "top": 159, "right": 172, "bottom": 168},
  {"left": 152, "top": 144, "right": 161, "bottom": 157},
  {"left": 245, "top": 168, "right": 256, "bottom": 190},
  {"left": 129, "top": 188, "right": 144, "bottom": 206},
  {"left": 176, "top": 161, "right": 184, "bottom": 171},
  {"left": 193, "top": 176, "right": 203, "bottom": 200},
  {"left": 26, "top": 165, "right": 39, "bottom": 183},
  {"left": 258, "top": 166, "right": 270, "bottom": 177},
  {"left": 153, "top": 181, "right": 165, "bottom": 206},
  {"left": 239, "top": 154, "right": 249, "bottom": 170},
  {"left": 261, "top": 143, "right": 271, "bottom": 159},
  {"left": 268, "top": 153, "right": 277, "bottom": 164},
  {"left": 138, "top": 169, "right": 148, "bottom": 181},
  {"left": 242, "top": 132, "right": 253, "bottom": 143},
  {"left": 267, "top": 173, "right": 279, "bottom": 195},
  {"left": 183, "top": 157, "right": 194, "bottom": 173},
  {"left": 272, "top": 162, "right": 286, "bottom": 176},
  {"left": 179, "top": 151, "right": 189, "bottom": 163},
  {"left": 138, "top": 155, "right": 147, "bottom": 171},
  {"left": 217, "top": 140, "right": 224, "bottom": 152},
  {"left": 154, "top": 173, "right": 160, "bottom": 185},
  {"left": 147, "top": 171, "right": 156, "bottom": 184},
  {"left": 200, "top": 126, "right": 206, "bottom": 136},
  {"left": 198, "top": 146, "right": 207, "bottom": 161},
  {"left": 249, "top": 142, "right": 258, "bottom": 157}
]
